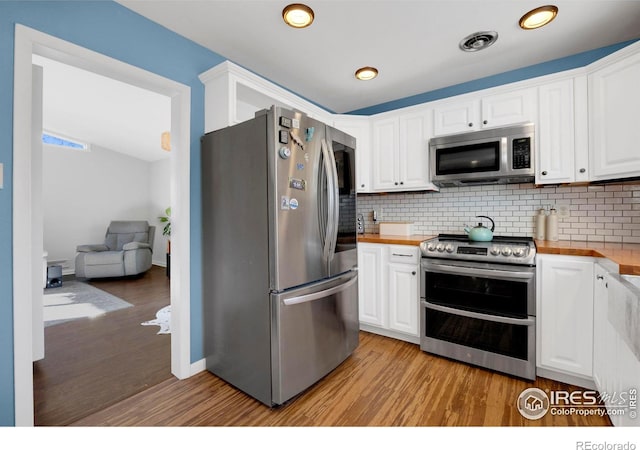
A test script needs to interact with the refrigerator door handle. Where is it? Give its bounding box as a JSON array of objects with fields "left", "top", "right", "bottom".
[
  {"left": 320, "top": 138, "right": 337, "bottom": 265},
  {"left": 282, "top": 272, "right": 358, "bottom": 306},
  {"left": 325, "top": 138, "right": 340, "bottom": 263}
]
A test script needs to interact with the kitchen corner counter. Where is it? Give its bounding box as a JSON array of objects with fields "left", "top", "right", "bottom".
[
  {"left": 535, "top": 239, "right": 640, "bottom": 275},
  {"left": 357, "top": 234, "right": 435, "bottom": 246}
]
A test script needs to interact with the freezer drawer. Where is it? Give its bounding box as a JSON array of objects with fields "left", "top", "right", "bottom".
[{"left": 271, "top": 271, "right": 359, "bottom": 405}]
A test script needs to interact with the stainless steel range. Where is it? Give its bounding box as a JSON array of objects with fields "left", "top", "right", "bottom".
[{"left": 419, "top": 234, "right": 537, "bottom": 380}]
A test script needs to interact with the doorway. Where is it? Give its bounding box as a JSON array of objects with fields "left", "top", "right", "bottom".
[
  {"left": 33, "top": 54, "right": 173, "bottom": 425},
  {"left": 13, "top": 25, "right": 192, "bottom": 426}
]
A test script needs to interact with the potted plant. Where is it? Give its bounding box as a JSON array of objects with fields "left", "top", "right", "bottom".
[{"left": 158, "top": 207, "right": 171, "bottom": 277}]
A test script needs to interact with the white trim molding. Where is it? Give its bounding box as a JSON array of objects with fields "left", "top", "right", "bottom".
[{"left": 13, "top": 25, "right": 192, "bottom": 426}]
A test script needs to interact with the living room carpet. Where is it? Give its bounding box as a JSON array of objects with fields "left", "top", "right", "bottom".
[{"left": 43, "top": 280, "right": 133, "bottom": 327}]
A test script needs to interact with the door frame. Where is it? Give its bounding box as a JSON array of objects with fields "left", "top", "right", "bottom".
[{"left": 13, "top": 25, "right": 192, "bottom": 426}]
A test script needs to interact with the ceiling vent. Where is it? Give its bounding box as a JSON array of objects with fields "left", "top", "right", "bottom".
[{"left": 459, "top": 31, "right": 498, "bottom": 52}]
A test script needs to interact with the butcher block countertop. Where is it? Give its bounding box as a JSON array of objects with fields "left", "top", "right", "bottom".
[
  {"left": 536, "top": 239, "right": 640, "bottom": 275},
  {"left": 357, "top": 233, "right": 435, "bottom": 246}
]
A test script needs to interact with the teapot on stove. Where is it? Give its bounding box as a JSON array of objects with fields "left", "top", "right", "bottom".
[{"left": 464, "top": 215, "right": 495, "bottom": 242}]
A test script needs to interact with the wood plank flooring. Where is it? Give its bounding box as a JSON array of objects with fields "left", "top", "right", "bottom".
[
  {"left": 34, "top": 265, "right": 172, "bottom": 426},
  {"left": 73, "top": 331, "right": 611, "bottom": 427}
]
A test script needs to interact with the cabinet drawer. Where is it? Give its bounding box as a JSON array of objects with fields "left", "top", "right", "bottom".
[{"left": 388, "top": 246, "right": 420, "bottom": 264}]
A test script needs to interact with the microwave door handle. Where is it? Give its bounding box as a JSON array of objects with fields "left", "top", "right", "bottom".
[{"left": 422, "top": 300, "right": 535, "bottom": 326}]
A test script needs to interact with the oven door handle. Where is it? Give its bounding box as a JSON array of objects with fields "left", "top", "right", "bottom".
[
  {"left": 422, "top": 300, "right": 535, "bottom": 326},
  {"left": 422, "top": 263, "right": 534, "bottom": 280}
]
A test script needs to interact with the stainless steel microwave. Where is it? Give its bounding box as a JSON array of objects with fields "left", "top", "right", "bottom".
[{"left": 429, "top": 123, "right": 535, "bottom": 187}]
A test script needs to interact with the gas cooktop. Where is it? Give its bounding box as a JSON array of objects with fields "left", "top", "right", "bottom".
[{"left": 420, "top": 234, "right": 536, "bottom": 266}]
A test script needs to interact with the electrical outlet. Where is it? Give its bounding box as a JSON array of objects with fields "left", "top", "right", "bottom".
[{"left": 557, "top": 205, "right": 570, "bottom": 218}]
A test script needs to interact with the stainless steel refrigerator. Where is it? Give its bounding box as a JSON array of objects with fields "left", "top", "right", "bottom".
[{"left": 201, "top": 105, "right": 359, "bottom": 406}]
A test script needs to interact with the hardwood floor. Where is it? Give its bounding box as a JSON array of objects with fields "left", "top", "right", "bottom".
[
  {"left": 73, "top": 331, "right": 611, "bottom": 427},
  {"left": 34, "top": 265, "right": 172, "bottom": 426}
]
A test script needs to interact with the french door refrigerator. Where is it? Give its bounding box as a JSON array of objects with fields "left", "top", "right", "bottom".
[{"left": 201, "top": 105, "right": 359, "bottom": 406}]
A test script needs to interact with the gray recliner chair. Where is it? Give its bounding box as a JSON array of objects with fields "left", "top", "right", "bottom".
[{"left": 75, "top": 220, "right": 155, "bottom": 279}]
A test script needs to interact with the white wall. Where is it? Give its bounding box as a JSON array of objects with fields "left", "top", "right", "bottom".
[
  {"left": 42, "top": 143, "right": 160, "bottom": 274},
  {"left": 149, "top": 157, "right": 171, "bottom": 266}
]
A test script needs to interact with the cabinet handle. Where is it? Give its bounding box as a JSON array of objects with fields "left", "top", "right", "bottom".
[
  {"left": 579, "top": 168, "right": 586, "bottom": 173},
  {"left": 412, "top": 271, "right": 416, "bottom": 275},
  {"left": 541, "top": 171, "right": 548, "bottom": 176},
  {"left": 361, "top": 184, "right": 365, "bottom": 188},
  {"left": 392, "top": 253, "right": 413, "bottom": 257},
  {"left": 400, "top": 181, "right": 404, "bottom": 185},
  {"left": 468, "top": 122, "right": 473, "bottom": 127},
  {"left": 394, "top": 182, "right": 398, "bottom": 185},
  {"left": 596, "top": 275, "right": 604, "bottom": 280},
  {"left": 483, "top": 120, "right": 488, "bottom": 125}
]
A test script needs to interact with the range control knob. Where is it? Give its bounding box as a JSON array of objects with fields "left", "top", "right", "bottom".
[
  {"left": 445, "top": 244, "right": 455, "bottom": 253},
  {"left": 427, "top": 242, "right": 437, "bottom": 252},
  {"left": 501, "top": 247, "right": 513, "bottom": 256},
  {"left": 513, "top": 248, "right": 526, "bottom": 257},
  {"left": 436, "top": 243, "right": 445, "bottom": 252},
  {"left": 490, "top": 246, "right": 501, "bottom": 256}
]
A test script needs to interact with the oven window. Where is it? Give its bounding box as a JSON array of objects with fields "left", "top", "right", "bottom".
[
  {"left": 425, "top": 271, "right": 528, "bottom": 318},
  {"left": 425, "top": 307, "right": 529, "bottom": 360},
  {"left": 436, "top": 141, "right": 500, "bottom": 175}
]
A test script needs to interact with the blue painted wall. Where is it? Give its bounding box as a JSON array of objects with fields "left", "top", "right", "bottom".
[
  {"left": 0, "top": 0, "right": 635, "bottom": 427},
  {"left": 0, "top": 0, "right": 225, "bottom": 426}
]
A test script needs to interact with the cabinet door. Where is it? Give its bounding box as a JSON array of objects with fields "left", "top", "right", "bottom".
[
  {"left": 590, "top": 50, "right": 640, "bottom": 180},
  {"left": 399, "top": 111, "right": 431, "bottom": 189},
  {"left": 372, "top": 117, "right": 400, "bottom": 190},
  {"left": 357, "top": 244, "right": 385, "bottom": 327},
  {"left": 433, "top": 100, "right": 478, "bottom": 135},
  {"left": 606, "top": 275, "right": 640, "bottom": 426},
  {"left": 334, "top": 115, "right": 372, "bottom": 193},
  {"left": 592, "top": 264, "right": 609, "bottom": 392},
  {"left": 387, "top": 262, "right": 419, "bottom": 336},
  {"left": 538, "top": 255, "right": 594, "bottom": 377},
  {"left": 481, "top": 88, "right": 537, "bottom": 128},
  {"left": 536, "top": 79, "right": 576, "bottom": 184}
]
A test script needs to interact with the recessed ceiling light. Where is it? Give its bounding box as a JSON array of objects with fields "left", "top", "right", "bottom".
[
  {"left": 519, "top": 5, "right": 558, "bottom": 30},
  {"left": 282, "top": 3, "right": 314, "bottom": 28},
  {"left": 355, "top": 66, "right": 379, "bottom": 81}
]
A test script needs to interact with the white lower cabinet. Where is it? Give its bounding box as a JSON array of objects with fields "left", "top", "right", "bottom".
[
  {"left": 357, "top": 243, "right": 420, "bottom": 343},
  {"left": 537, "top": 254, "right": 594, "bottom": 384},
  {"left": 357, "top": 243, "right": 385, "bottom": 327},
  {"left": 593, "top": 268, "right": 640, "bottom": 427}
]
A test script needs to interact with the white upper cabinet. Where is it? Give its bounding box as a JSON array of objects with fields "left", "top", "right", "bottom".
[
  {"left": 589, "top": 44, "right": 640, "bottom": 181},
  {"left": 333, "top": 115, "right": 372, "bottom": 193},
  {"left": 371, "top": 109, "right": 436, "bottom": 192},
  {"left": 433, "top": 99, "right": 478, "bottom": 135},
  {"left": 433, "top": 87, "right": 537, "bottom": 135},
  {"left": 199, "top": 61, "right": 332, "bottom": 132},
  {"left": 536, "top": 76, "right": 589, "bottom": 184}
]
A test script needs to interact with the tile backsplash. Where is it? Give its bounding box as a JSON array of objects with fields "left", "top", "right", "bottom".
[{"left": 356, "top": 182, "right": 640, "bottom": 243}]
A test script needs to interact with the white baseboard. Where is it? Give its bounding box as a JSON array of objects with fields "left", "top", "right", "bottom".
[{"left": 190, "top": 358, "right": 206, "bottom": 376}]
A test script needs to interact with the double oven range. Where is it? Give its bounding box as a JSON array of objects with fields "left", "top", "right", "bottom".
[{"left": 419, "top": 234, "right": 537, "bottom": 380}]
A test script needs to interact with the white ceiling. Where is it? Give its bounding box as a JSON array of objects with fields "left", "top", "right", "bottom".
[
  {"left": 34, "top": 54, "right": 171, "bottom": 162},
  {"left": 117, "top": 0, "right": 640, "bottom": 113}
]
